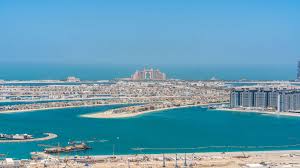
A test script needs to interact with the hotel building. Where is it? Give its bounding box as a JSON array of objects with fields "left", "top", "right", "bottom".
[
  {"left": 131, "top": 68, "right": 167, "bottom": 80},
  {"left": 230, "top": 87, "right": 300, "bottom": 112}
]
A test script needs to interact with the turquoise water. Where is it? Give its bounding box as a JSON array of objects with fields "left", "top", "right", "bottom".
[{"left": 1, "top": 105, "right": 300, "bottom": 159}]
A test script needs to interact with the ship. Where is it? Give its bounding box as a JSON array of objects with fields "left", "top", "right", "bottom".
[{"left": 42, "top": 143, "right": 91, "bottom": 154}]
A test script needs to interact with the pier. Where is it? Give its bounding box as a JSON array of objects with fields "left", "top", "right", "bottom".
[{"left": 0, "top": 133, "right": 57, "bottom": 143}]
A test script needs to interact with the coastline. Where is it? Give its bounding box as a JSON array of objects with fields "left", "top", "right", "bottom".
[
  {"left": 215, "top": 108, "right": 300, "bottom": 117},
  {"left": 80, "top": 104, "right": 209, "bottom": 119},
  {"left": 49, "top": 150, "right": 300, "bottom": 168},
  {"left": 86, "top": 149, "right": 300, "bottom": 158},
  {"left": 0, "top": 97, "right": 113, "bottom": 103},
  {"left": 3, "top": 101, "right": 300, "bottom": 119},
  {"left": 0, "top": 103, "right": 135, "bottom": 114}
]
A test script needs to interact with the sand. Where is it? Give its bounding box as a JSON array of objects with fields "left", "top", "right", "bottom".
[
  {"left": 0, "top": 103, "right": 135, "bottom": 114},
  {"left": 80, "top": 104, "right": 209, "bottom": 119},
  {"left": 57, "top": 150, "right": 300, "bottom": 168}
]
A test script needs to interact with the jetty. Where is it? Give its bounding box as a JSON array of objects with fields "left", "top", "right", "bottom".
[{"left": 0, "top": 133, "right": 57, "bottom": 143}]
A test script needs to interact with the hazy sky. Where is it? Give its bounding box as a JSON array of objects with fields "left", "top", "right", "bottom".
[{"left": 0, "top": 0, "right": 299, "bottom": 65}]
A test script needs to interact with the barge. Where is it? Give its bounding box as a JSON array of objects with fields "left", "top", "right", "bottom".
[{"left": 43, "top": 143, "right": 91, "bottom": 154}]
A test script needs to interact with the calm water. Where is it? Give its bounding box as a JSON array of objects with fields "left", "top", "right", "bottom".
[
  {"left": 1, "top": 106, "right": 300, "bottom": 159},
  {"left": 0, "top": 63, "right": 296, "bottom": 80}
]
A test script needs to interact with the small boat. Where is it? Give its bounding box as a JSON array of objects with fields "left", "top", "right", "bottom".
[{"left": 208, "top": 106, "right": 216, "bottom": 109}]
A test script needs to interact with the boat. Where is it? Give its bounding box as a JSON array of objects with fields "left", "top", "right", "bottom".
[
  {"left": 43, "top": 143, "right": 91, "bottom": 154},
  {"left": 208, "top": 106, "right": 216, "bottom": 109}
]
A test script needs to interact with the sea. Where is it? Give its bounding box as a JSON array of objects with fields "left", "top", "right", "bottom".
[
  {"left": 1, "top": 106, "right": 300, "bottom": 159},
  {"left": 1, "top": 63, "right": 300, "bottom": 159},
  {"left": 0, "top": 63, "right": 296, "bottom": 81}
]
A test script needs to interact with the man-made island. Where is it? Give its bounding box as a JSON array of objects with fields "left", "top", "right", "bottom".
[
  {"left": 0, "top": 80, "right": 229, "bottom": 115},
  {"left": 82, "top": 101, "right": 224, "bottom": 118}
]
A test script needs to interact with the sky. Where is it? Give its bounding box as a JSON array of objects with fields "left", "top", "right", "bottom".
[{"left": 0, "top": 0, "right": 299, "bottom": 66}]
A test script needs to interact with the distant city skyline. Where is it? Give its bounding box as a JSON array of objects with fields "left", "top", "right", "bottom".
[{"left": 0, "top": 0, "right": 299, "bottom": 65}]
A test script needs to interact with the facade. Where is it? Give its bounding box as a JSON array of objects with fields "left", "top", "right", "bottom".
[
  {"left": 230, "top": 87, "right": 300, "bottom": 112},
  {"left": 268, "top": 91, "right": 279, "bottom": 108},
  {"left": 297, "top": 61, "right": 300, "bottom": 80},
  {"left": 65, "top": 76, "right": 80, "bottom": 82},
  {"left": 240, "top": 90, "right": 254, "bottom": 107},
  {"left": 254, "top": 91, "right": 267, "bottom": 108},
  {"left": 131, "top": 68, "right": 167, "bottom": 80},
  {"left": 230, "top": 92, "right": 240, "bottom": 107}
]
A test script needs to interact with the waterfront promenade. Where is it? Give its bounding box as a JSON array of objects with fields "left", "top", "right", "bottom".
[{"left": 0, "top": 133, "right": 57, "bottom": 143}]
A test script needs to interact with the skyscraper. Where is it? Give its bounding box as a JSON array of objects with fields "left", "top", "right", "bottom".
[{"left": 297, "top": 61, "right": 300, "bottom": 80}]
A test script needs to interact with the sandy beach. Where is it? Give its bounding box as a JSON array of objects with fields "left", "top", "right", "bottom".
[
  {"left": 0, "top": 102, "right": 136, "bottom": 114},
  {"left": 81, "top": 103, "right": 300, "bottom": 119},
  {"left": 3, "top": 101, "right": 300, "bottom": 120},
  {"left": 80, "top": 104, "right": 209, "bottom": 119}
]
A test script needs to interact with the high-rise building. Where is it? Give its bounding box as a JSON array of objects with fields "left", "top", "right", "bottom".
[
  {"left": 268, "top": 91, "right": 279, "bottom": 108},
  {"left": 230, "top": 87, "right": 300, "bottom": 112},
  {"left": 230, "top": 92, "right": 240, "bottom": 107},
  {"left": 297, "top": 61, "right": 300, "bottom": 80},
  {"left": 278, "top": 91, "right": 300, "bottom": 112},
  {"left": 131, "top": 68, "right": 167, "bottom": 80},
  {"left": 254, "top": 91, "right": 267, "bottom": 108},
  {"left": 240, "top": 90, "right": 254, "bottom": 107}
]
